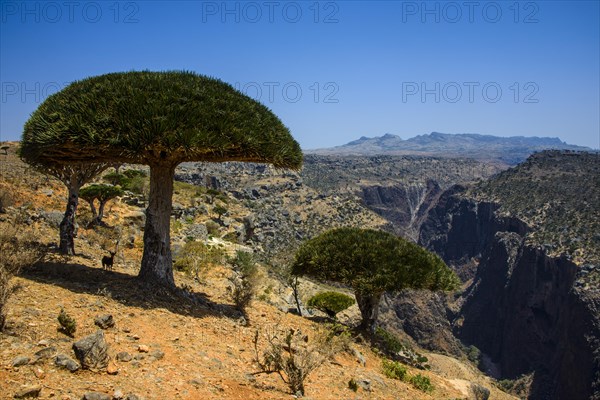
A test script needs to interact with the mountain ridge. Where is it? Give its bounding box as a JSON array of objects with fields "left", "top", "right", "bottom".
[{"left": 307, "top": 132, "right": 592, "bottom": 165}]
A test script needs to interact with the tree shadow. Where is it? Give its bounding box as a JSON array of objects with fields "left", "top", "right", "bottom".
[{"left": 20, "top": 260, "right": 243, "bottom": 322}]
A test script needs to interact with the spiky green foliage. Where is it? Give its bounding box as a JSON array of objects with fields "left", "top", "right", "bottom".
[
  {"left": 292, "top": 228, "right": 459, "bottom": 332},
  {"left": 306, "top": 291, "right": 355, "bottom": 318},
  {"left": 292, "top": 228, "right": 459, "bottom": 295},
  {"left": 79, "top": 183, "right": 124, "bottom": 226},
  {"left": 20, "top": 71, "right": 302, "bottom": 169},
  {"left": 79, "top": 184, "right": 124, "bottom": 204}
]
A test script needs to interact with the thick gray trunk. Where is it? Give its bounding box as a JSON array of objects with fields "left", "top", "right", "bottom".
[
  {"left": 138, "top": 164, "right": 176, "bottom": 288},
  {"left": 59, "top": 184, "right": 79, "bottom": 255},
  {"left": 355, "top": 291, "right": 383, "bottom": 334}
]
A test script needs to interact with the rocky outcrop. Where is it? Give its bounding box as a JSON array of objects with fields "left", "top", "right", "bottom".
[
  {"left": 419, "top": 188, "right": 600, "bottom": 400},
  {"left": 378, "top": 290, "right": 463, "bottom": 357},
  {"left": 359, "top": 180, "right": 442, "bottom": 240}
]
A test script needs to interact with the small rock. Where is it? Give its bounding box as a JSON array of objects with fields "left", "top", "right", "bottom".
[
  {"left": 72, "top": 330, "right": 109, "bottom": 370},
  {"left": 149, "top": 350, "right": 164, "bottom": 361},
  {"left": 12, "top": 356, "right": 30, "bottom": 367},
  {"left": 14, "top": 385, "right": 42, "bottom": 398},
  {"left": 37, "top": 340, "right": 50, "bottom": 347},
  {"left": 94, "top": 315, "right": 115, "bottom": 330},
  {"left": 352, "top": 347, "right": 367, "bottom": 367},
  {"left": 82, "top": 392, "right": 111, "bottom": 400},
  {"left": 358, "top": 378, "right": 371, "bottom": 392},
  {"left": 33, "top": 346, "right": 57, "bottom": 362},
  {"left": 106, "top": 360, "right": 118, "bottom": 375},
  {"left": 33, "top": 367, "right": 45, "bottom": 379},
  {"left": 116, "top": 352, "right": 132, "bottom": 362},
  {"left": 137, "top": 345, "right": 149, "bottom": 353},
  {"left": 125, "top": 395, "right": 140, "bottom": 400},
  {"left": 54, "top": 354, "right": 80, "bottom": 372},
  {"left": 112, "top": 389, "right": 124, "bottom": 400}
]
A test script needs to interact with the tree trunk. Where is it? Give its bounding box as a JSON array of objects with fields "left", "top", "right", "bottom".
[
  {"left": 97, "top": 198, "right": 108, "bottom": 225},
  {"left": 355, "top": 291, "right": 383, "bottom": 334},
  {"left": 138, "top": 163, "right": 176, "bottom": 288},
  {"left": 290, "top": 276, "right": 303, "bottom": 316},
  {"left": 59, "top": 183, "right": 79, "bottom": 255}
]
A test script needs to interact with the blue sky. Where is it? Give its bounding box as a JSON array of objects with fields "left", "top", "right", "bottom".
[{"left": 1, "top": 1, "right": 599, "bottom": 149}]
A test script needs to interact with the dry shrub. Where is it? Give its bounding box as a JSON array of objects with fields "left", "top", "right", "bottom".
[
  {"left": 0, "top": 222, "right": 43, "bottom": 330},
  {"left": 0, "top": 186, "right": 15, "bottom": 213},
  {"left": 253, "top": 325, "right": 345, "bottom": 396}
]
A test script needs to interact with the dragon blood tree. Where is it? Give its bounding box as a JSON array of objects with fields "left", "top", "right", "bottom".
[{"left": 20, "top": 71, "right": 302, "bottom": 287}]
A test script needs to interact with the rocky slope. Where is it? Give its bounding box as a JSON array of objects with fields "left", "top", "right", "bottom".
[
  {"left": 308, "top": 132, "right": 591, "bottom": 165},
  {"left": 0, "top": 142, "right": 518, "bottom": 400},
  {"left": 301, "top": 154, "right": 503, "bottom": 240},
  {"left": 419, "top": 151, "right": 600, "bottom": 400}
]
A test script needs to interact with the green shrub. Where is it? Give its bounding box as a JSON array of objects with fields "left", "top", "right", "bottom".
[
  {"left": 103, "top": 169, "right": 148, "bottom": 195},
  {"left": 375, "top": 327, "right": 405, "bottom": 354},
  {"left": 410, "top": 373, "right": 434, "bottom": 393},
  {"left": 173, "top": 241, "right": 225, "bottom": 280},
  {"left": 382, "top": 359, "right": 407, "bottom": 380},
  {"left": 471, "top": 383, "right": 490, "bottom": 400},
  {"left": 228, "top": 251, "right": 258, "bottom": 311},
  {"left": 466, "top": 344, "right": 481, "bottom": 364},
  {"left": 57, "top": 308, "right": 77, "bottom": 337},
  {"left": 205, "top": 220, "right": 220, "bottom": 236},
  {"left": 348, "top": 378, "right": 358, "bottom": 392},
  {"left": 306, "top": 291, "right": 355, "bottom": 318}
]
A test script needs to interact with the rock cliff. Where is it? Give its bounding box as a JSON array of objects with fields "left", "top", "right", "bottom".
[{"left": 418, "top": 151, "right": 600, "bottom": 399}]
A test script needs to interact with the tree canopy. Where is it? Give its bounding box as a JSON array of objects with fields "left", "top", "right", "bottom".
[
  {"left": 292, "top": 228, "right": 459, "bottom": 332},
  {"left": 20, "top": 71, "right": 302, "bottom": 287},
  {"left": 19, "top": 70, "right": 302, "bottom": 169}
]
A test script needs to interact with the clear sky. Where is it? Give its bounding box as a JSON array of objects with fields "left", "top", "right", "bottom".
[{"left": 1, "top": 1, "right": 599, "bottom": 149}]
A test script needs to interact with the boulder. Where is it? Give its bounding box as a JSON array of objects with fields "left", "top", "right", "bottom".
[{"left": 72, "top": 330, "right": 109, "bottom": 370}]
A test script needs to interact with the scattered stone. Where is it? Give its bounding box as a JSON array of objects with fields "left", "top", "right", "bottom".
[
  {"left": 149, "top": 350, "right": 164, "bottom": 361},
  {"left": 112, "top": 389, "right": 124, "bottom": 400},
  {"left": 116, "top": 352, "right": 132, "bottom": 362},
  {"left": 106, "top": 360, "right": 118, "bottom": 375},
  {"left": 33, "top": 346, "right": 57, "bottom": 362},
  {"left": 352, "top": 347, "right": 367, "bottom": 367},
  {"left": 33, "top": 367, "right": 45, "bottom": 379},
  {"left": 137, "top": 345, "right": 149, "bottom": 353},
  {"left": 72, "top": 330, "right": 109, "bottom": 370},
  {"left": 54, "top": 354, "right": 80, "bottom": 372},
  {"left": 358, "top": 378, "right": 372, "bottom": 392},
  {"left": 37, "top": 340, "right": 50, "bottom": 347},
  {"left": 13, "top": 385, "right": 42, "bottom": 398},
  {"left": 12, "top": 355, "right": 30, "bottom": 367},
  {"left": 124, "top": 394, "right": 140, "bottom": 400},
  {"left": 94, "top": 315, "right": 115, "bottom": 329},
  {"left": 82, "top": 392, "right": 111, "bottom": 400},
  {"left": 124, "top": 211, "right": 146, "bottom": 226}
]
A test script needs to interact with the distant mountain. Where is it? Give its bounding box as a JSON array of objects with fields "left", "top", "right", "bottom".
[{"left": 307, "top": 132, "right": 592, "bottom": 164}]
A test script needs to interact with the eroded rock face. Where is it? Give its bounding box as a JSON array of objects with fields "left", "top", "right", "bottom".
[
  {"left": 419, "top": 188, "right": 600, "bottom": 400},
  {"left": 379, "top": 290, "right": 463, "bottom": 357},
  {"left": 359, "top": 180, "right": 442, "bottom": 240}
]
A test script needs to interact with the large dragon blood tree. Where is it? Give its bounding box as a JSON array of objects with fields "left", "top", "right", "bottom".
[{"left": 20, "top": 71, "right": 303, "bottom": 288}]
